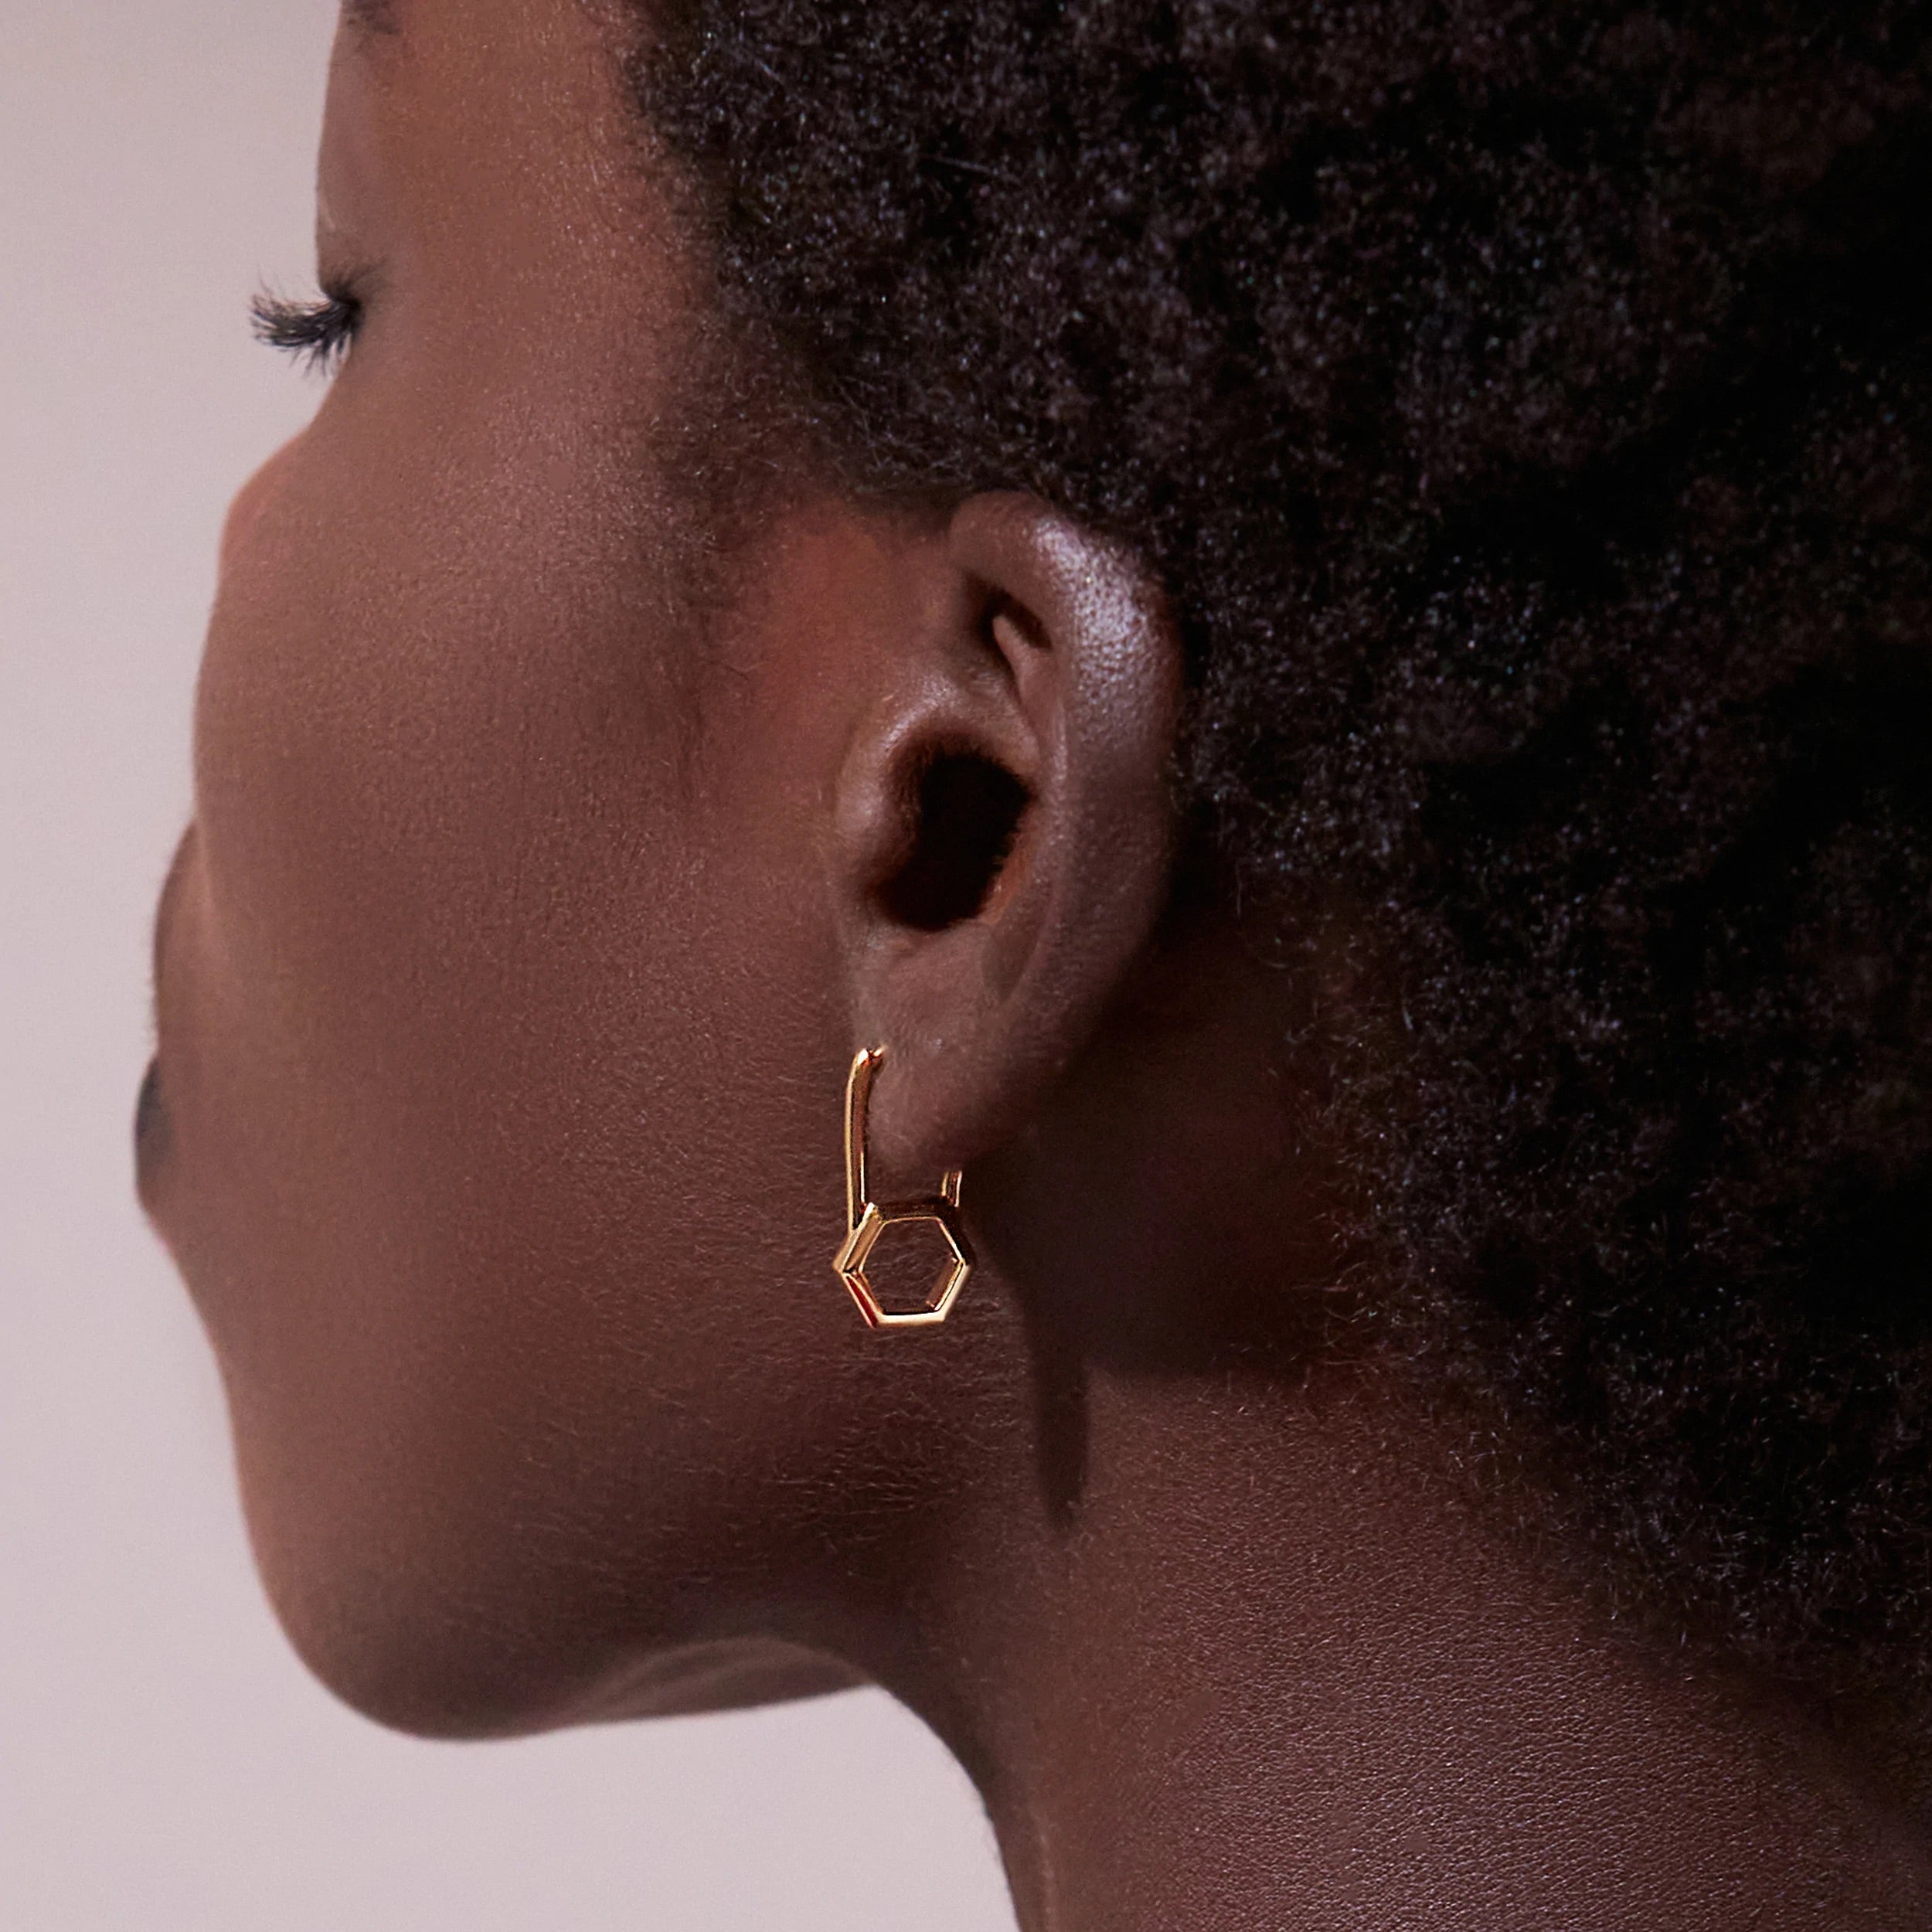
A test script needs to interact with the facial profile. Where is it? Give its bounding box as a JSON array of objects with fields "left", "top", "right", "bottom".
[
  {"left": 140, "top": 0, "right": 1192, "bottom": 1734},
  {"left": 141, "top": 0, "right": 1932, "bottom": 1923}
]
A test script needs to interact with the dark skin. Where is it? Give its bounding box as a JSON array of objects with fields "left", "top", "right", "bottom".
[{"left": 139, "top": 2, "right": 1932, "bottom": 1924}]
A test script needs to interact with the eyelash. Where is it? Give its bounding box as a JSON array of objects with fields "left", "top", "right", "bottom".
[{"left": 250, "top": 284, "right": 364, "bottom": 375}]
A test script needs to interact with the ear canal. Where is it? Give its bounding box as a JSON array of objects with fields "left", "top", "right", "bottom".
[{"left": 876, "top": 748, "right": 1031, "bottom": 933}]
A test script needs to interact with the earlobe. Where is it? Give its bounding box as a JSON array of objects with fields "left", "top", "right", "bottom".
[{"left": 837, "top": 492, "right": 1182, "bottom": 1184}]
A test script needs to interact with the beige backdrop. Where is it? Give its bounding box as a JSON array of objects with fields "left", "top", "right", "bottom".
[{"left": 0, "top": 5, "right": 1015, "bottom": 1927}]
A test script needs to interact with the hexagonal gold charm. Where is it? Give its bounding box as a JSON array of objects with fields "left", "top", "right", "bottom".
[
  {"left": 835, "top": 1198, "right": 973, "bottom": 1329},
  {"left": 833, "top": 1048, "right": 975, "bottom": 1331}
]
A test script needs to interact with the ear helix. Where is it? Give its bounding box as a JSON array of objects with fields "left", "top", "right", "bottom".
[{"left": 832, "top": 1046, "right": 975, "bottom": 1329}]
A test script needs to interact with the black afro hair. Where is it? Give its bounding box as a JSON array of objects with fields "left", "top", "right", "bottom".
[{"left": 641, "top": 0, "right": 1932, "bottom": 1706}]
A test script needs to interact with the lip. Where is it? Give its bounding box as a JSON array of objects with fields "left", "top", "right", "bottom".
[
  {"left": 150, "top": 824, "right": 198, "bottom": 1013},
  {"left": 137, "top": 825, "right": 198, "bottom": 1216},
  {"left": 134, "top": 1053, "right": 172, "bottom": 1211}
]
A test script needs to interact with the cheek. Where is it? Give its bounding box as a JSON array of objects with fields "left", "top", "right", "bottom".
[{"left": 165, "top": 420, "right": 856, "bottom": 1730}]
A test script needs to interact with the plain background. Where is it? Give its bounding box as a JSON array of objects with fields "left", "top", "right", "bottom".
[{"left": 0, "top": 4, "right": 1017, "bottom": 1927}]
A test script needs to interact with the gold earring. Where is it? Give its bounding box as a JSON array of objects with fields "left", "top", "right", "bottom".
[{"left": 833, "top": 1046, "right": 973, "bottom": 1329}]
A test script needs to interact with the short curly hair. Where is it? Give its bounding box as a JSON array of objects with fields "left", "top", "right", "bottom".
[{"left": 639, "top": 0, "right": 1932, "bottom": 1703}]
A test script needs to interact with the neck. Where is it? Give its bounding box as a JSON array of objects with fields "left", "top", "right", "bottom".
[{"left": 904, "top": 1367, "right": 1932, "bottom": 1932}]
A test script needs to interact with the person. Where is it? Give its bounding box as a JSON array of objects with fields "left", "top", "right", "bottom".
[{"left": 138, "top": 0, "right": 1932, "bottom": 1923}]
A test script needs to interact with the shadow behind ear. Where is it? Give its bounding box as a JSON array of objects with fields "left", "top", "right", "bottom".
[{"left": 841, "top": 492, "right": 1182, "bottom": 1180}]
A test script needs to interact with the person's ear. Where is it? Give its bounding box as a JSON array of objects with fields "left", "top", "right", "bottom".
[{"left": 834, "top": 491, "right": 1182, "bottom": 1180}]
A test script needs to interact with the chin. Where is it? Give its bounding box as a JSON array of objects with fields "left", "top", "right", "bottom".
[
  {"left": 226, "top": 1413, "right": 855, "bottom": 1742},
  {"left": 253, "top": 1543, "right": 860, "bottom": 1739},
  {"left": 226, "top": 1440, "right": 609, "bottom": 1740},
  {"left": 245, "top": 1528, "right": 585, "bottom": 1740}
]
